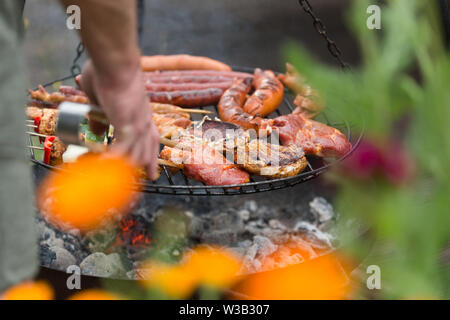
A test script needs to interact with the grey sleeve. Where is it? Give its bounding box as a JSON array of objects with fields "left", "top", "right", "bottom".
[{"left": 0, "top": 0, "right": 38, "bottom": 293}]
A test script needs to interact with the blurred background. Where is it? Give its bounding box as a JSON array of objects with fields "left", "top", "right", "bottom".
[{"left": 23, "top": 0, "right": 359, "bottom": 85}]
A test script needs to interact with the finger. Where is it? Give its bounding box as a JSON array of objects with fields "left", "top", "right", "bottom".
[{"left": 80, "top": 61, "right": 99, "bottom": 106}]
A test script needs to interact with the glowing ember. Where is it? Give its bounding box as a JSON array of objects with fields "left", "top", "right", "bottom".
[{"left": 116, "top": 215, "right": 152, "bottom": 247}]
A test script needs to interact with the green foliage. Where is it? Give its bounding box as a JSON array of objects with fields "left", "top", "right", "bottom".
[{"left": 285, "top": 0, "right": 450, "bottom": 298}]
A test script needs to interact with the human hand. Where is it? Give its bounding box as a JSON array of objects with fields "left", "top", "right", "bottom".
[{"left": 79, "top": 60, "right": 160, "bottom": 180}]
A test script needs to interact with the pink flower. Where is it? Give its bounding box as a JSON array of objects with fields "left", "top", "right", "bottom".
[
  {"left": 341, "top": 139, "right": 414, "bottom": 185},
  {"left": 341, "top": 140, "right": 383, "bottom": 180}
]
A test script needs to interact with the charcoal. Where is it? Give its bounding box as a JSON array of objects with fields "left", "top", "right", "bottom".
[{"left": 39, "top": 244, "right": 56, "bottom": 266}]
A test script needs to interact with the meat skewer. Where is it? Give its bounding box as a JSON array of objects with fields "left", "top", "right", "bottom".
[
  {"left": 25, "top": 99, "right": 209, "bottom": 138},
  {"left": 29, "top": 86, "right": 215, "bottom": 113},
  {"left": 29, "top": 85, "right": 89, "bottom": 105}
]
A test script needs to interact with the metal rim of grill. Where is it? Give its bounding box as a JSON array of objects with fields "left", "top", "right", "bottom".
[{"left": 27, "top": 67, "right": 363, "bottom": 196}]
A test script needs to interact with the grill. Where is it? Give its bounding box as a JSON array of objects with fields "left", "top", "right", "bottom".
[
  {"left": 27, "top": 0, "right": 364, "bottom": 196},
  {"left": 26, "top": 67, "right": 363, "bottom": 196}
]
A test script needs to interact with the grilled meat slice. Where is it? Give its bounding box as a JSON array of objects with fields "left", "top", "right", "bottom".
[
  {"left": 177, "top": 119, "right": 308, "bottom": 179},
  {"left": 236, "top": 138, "right": 307, "bottom": 178},
  {"left": 272, "top": 112, "right": 351, "bottom": 158},
  {"left": 159, "top": 142, "right": 250, "bottom": 186},
  {"left": 152, "top": 111, "right": 191, "bottom": 138}
]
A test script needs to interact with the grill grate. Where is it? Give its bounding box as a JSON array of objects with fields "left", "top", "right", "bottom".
[{"left": 27, "top": 69, "right": 363, "bottom": 196}]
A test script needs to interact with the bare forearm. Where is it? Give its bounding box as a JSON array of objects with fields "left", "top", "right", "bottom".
[{"left": 59, "top": 0, "right": 141, "bottom": 87}]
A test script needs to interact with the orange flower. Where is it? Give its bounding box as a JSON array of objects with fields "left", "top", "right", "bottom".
[
  {"left": 233, "top": 253, "right": 353, "bottom": 300},
  {"left": 1, "top": 281, "right": 54, "bottom": 300},
  {"left": 140, "top": 247, "right": 241, "bottom": 298},
  {"left": 186, "top": 246, "right": 241, "bottom": 289},
  {"left": 37, "top": 153, "right": 139, "bottom": 232},
  {"left": 69, "top": 289, "right": 121, "bottom": 300},
  {"left": 140, "top": 262, "right": 198, "bottom": 299}
]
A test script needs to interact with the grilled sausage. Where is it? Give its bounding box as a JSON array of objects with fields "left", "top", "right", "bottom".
[
  {"left": 243, "top": 69, "right": 284, "bottom": 117},
  {"left": 141, "top": 55, "right": 232, "bottom": 72},
  {"left": 145, "top": 81, "right": 232, "bottom": 92},
  {"left": 217, "top": 78, "right": 270, "bottom": 132},
  {"left": 144, "top": 70, "right": 253, "bottom": 79},
  {"left": 147, "top": 88, "right": 225, "bottom": 107}
]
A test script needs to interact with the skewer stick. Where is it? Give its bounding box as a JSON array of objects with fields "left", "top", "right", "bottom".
[
  {"left": 158, "top": 158, "right": 183, "bottom": 169},
  {"left": 150, "top": 103, "right": 212, "bottom": 115},
  {"left": 178, "top": 108, "right": 212, "bottom": 114},
  {"left": 27, "top": 146, "right": 44, "bottom": 151},
  {"left": 159, "top": 137, "right": 178, "bottom": 148},
  {"left": 26, "top": 131, "right": 49, "bottom": 138},
  {"left": 26, "top": 124, "right": 38, "bottom": 128}
]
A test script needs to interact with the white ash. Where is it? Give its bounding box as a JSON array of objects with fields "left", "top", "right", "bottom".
[
  {"left": 80, "top": 252, "right": 127, "bottom": 278},
  {"left": 309, "top": 197, "right": 336, "bottom": 224},
  {"left": 294, "top": 221, "right": 335, "bottom": 248}
]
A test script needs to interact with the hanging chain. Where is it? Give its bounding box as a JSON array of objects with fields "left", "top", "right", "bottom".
[
  {"left": 70, "top": 42, "right": 85, "bottom": 76},
  {"left": 298, "top": 0, "right": 350, "bottom": 69}
]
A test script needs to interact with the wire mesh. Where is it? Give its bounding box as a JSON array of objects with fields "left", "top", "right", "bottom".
[{"left": 27, "top": 69, "right": 363, "bottom": 196}]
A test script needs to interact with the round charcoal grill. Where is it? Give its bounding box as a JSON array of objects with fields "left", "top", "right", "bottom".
[
  {"left": 27, "top": 67, "right": 363, "bottom": 196},
  {"left": 27, "top": 0, "right": 363, "bottom": 196}
]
